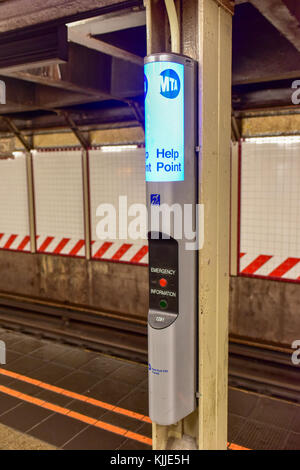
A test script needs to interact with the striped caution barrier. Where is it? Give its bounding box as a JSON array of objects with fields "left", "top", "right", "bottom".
[
  {"left": 240, "top": 253, "right": 300, "bottom": 281},
  {"left": 0, "top": 233, "right": 148, "bottom": 265}
]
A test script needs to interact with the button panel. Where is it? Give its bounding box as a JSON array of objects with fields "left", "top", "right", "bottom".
[
  {"left": 148, "top": 311, "right": 177, "bottom": 329},
  {"left": 148, "top": 233, "right": 178, "bottom": 329},
  {"left": 159, "top": 278, "right": 168, "bottom": 288}
]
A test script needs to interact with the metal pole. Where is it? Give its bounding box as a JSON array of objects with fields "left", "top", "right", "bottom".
[
  {"left": 82, "top": 149, "right": 92, "bottom": 260},
  {"left": 25, "top": 151, "right": 37, "bottom": 253}
]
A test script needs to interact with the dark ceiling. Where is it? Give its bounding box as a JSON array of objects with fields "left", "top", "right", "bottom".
[
  {"left": 96, "top": 25, "right": 146, "bottom": 57},
  {"left": 232, "top": 2, "right": 300, "bottom": 112},
  {"left": 0, "top": 0, "right": 300, "bottom": 134}
]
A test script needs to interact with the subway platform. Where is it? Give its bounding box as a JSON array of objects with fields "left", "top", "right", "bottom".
[{"left": 0, "top": 327, "right": 299, "bottom": 450}]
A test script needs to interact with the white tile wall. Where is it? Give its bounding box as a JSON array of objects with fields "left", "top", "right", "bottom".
[
  {"left": 240, "top": 137, "right": 300, "bottom": 279},
  {"left": 0, "top": 153, "right": 30, "bottom": 250},
  {"left": 32, "top": 150, "right": 85, "bottom": 256},
  {"left": 89, "top": 148, "right": 147, "bottom": 259}
]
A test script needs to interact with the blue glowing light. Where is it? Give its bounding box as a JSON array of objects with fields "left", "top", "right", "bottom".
[{"left": 144, "top": 61, "right": 184, "bottom": 182}]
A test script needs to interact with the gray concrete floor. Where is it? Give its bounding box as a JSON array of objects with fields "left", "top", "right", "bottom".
[
  {"left": 0, "top": 422, "right": 56, "bottom": 450},
  {"left": 0, "top": 327, "right": 299, "bottom": 450}
]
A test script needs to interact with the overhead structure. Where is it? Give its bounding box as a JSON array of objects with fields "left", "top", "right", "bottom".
[{"left": 250, "top": 0, "right": 300, "bottom": 53}]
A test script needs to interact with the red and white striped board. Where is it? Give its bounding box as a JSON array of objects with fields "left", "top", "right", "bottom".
[
  {"left": 36, "top": 235, "right": 85, "bottom": 257},
  {"left": 0, "top": 233, "right": 149, "bottom": 265},
  {"left": 92, "top": 240, "right": 148, "bottom": 265},
  {"left": 0, "top": 148, "right": 149, "bottom": 266},
  {"left": 35, "top": 236, "right": 148, "bottom": 264},
  {"left": 0, "top": 233, "right": 31, "bottom": 252},
  {"left": 240, "top": 253, "right": 300, "bottom": 281}
]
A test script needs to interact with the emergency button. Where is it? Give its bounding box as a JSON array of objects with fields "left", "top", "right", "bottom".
[{"left": 159, "top": 278, "right": 168, "bottom": 287}]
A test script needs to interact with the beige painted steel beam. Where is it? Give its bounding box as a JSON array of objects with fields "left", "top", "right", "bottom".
[
  {"left": 196, "top": 0, "right": 232, "bottom": 450},
  {"left": 67, "top": 9, "right": 146, "bottom": 36}
]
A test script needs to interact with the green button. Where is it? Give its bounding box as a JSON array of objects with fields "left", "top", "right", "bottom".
[{"left": 159, "top": 299, "right": 168, "bottom": 309}]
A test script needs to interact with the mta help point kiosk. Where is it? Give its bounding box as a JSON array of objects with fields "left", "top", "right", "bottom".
[{"left": 145, "top": 53, "right": 198, "bottom": 425}]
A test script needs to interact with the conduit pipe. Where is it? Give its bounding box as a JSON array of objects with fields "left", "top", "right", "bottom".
[{"left": 164, "top": 0, "right": 180, "bottom": 53}]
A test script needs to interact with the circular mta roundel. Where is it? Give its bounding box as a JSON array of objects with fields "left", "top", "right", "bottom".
[{"left": 160, "top": 69, "right": 181, "bottom": 99}]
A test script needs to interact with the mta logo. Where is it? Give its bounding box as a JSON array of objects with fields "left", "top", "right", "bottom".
[
  {"left": 160, "top": 69, "right": 180, "bottom": 99},
  {"left": 150, "top": 194, "right": 160, "bottom": 205}
]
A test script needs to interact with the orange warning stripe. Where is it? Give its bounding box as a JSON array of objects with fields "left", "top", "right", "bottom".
[
  {"left": 0, "top": 369, "right": 249, "bottom": 450},
  {"left": 228, "top": 442, "right": 250, "bottom": 450},
  {"left": 0, "top": 367, "right": 151, "bottom": 423},
  {"left": 0, "top": 384, "right": 152, "bottom": 446}
]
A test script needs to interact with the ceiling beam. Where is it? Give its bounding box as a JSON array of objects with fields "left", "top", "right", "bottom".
[
  {"left": 232, "top": 85, "right": 298, "bottom": 111},
  {"left": 0, "top": 24, "right": 68, "bottom": 72},
  {"left": 250, "top": 0, "right": 300, "bottom": 53},
  {"left": 60, "top": 111, "right": 90, "bottom": 149},
  {"left": 233, "top": 70, "right": 300, "bottom": 86},
  {"left": 1, "top": 43, "right": 143, "bottom": 110},
  {"left": 126, "top": 99, "right": 145, "bottom": 131},
  {"left": 35, "top": 86, "right": 110, "bottom": 110},
  {"left": 1, "top": 117, "right": 32, "bottom": 151},
  {"left": 0, "top": 75, "right": 111, "bottom": 114},
  {"left": 68, "top": 9, "right": 146, "bottom": 36},
  {"left": 231, "top": 110, "right": 241, "bottom": 141},
  {"left": 0, "top": 105, "right": 138, "bottom": 133},
  {"left": 0, "top": 0, "right": 142, "bottom": 33},
  {"left": 0, "top": 76, "right": 37, "bottom": 113},
  {"left": 68, "top": 30, "right": 144, "bottom": 66},
  {"left": 1, "top": 44, "right": 112, "bottom": 98}
]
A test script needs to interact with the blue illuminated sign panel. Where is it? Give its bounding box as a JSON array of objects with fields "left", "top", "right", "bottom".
[{"left": 144, "top": 61, "right": 184, "bottom": 182}]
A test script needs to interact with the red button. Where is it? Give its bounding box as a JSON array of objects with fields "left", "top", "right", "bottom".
[{"left": 159, "top": 278, "right": 168, "bottom": 287}]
